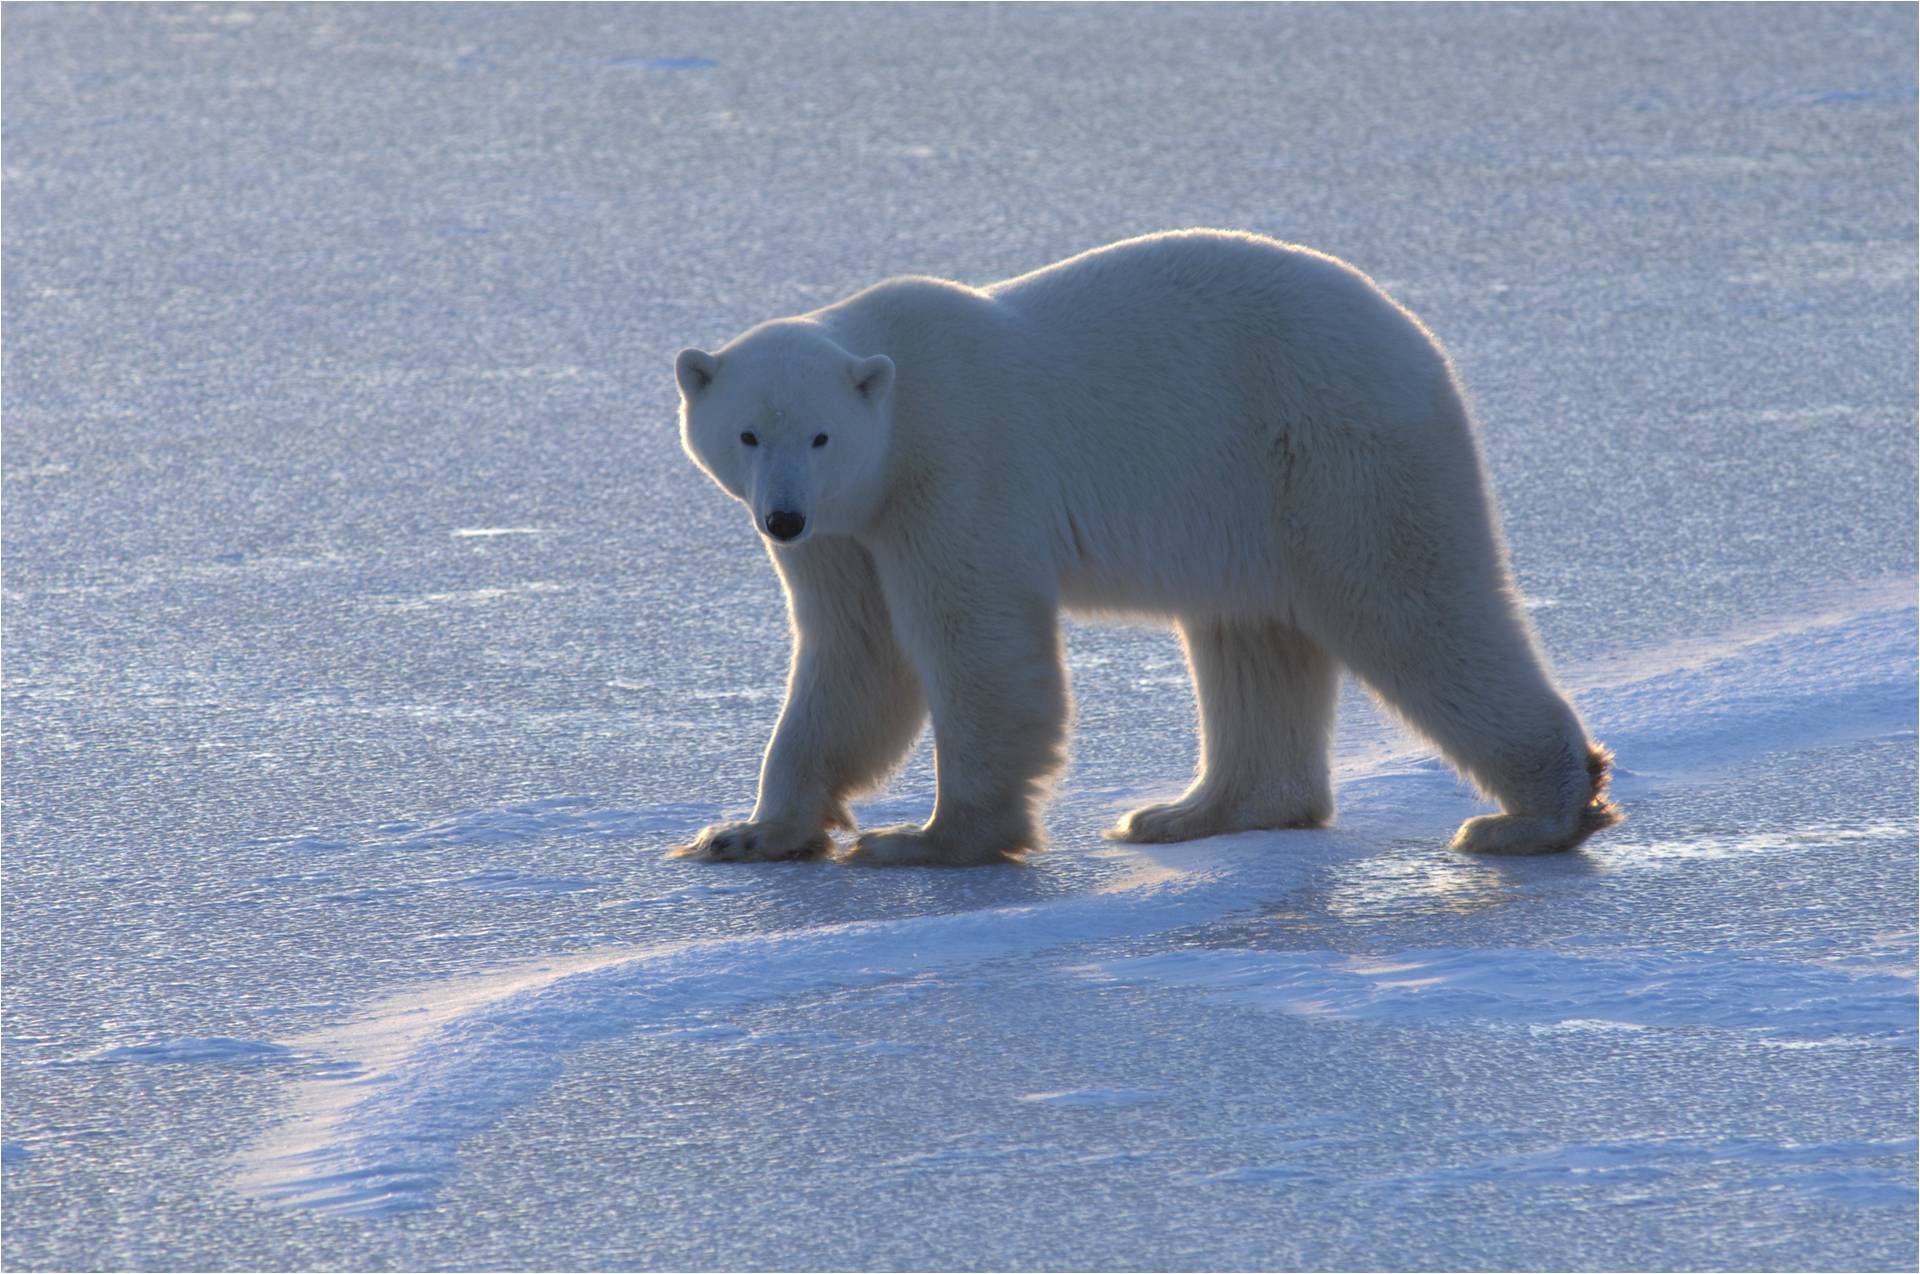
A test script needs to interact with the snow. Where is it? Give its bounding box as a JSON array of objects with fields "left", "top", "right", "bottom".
[{"left": 3, "top": 3, "right": 1915, "bottom": 1269}]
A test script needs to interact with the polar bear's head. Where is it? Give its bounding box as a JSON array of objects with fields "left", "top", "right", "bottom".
[{"left": 676, "top": 323, "right": 895, "bottom": 547}]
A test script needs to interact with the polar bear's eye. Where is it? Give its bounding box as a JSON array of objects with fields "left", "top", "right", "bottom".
[
  {"left": 740, "top": 432, "right": 758, "bottom": 447},
  {"left": 812, "top": 433, "right": 829, "bottom": 448}
]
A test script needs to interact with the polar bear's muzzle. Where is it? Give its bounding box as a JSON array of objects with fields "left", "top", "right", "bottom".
[{"left": 764, "top": 509, "right": 807, "bottom": 542}]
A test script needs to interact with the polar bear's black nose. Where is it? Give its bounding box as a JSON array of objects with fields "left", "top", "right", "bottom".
[{"left": 765, "top": 510, "right": 805, "bottom": 541}]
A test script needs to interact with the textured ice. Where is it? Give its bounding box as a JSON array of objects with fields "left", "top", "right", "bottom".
[
  {"left": 1018, "top": 1089, "right": 1164, "bottom": 1108},
  {"left": 62, "top": 1038, "right": 294, "bottom": 1068},
  {"left": 1081, "top": 944, "right": 1918, "bottom": 1040},
  {"left": 4, "top": 3, "right": 1916, "bottom": 1270}
]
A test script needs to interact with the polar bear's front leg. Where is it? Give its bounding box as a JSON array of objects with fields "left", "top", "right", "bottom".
[
  {"left": 845, "top": 566, "right": 1068, "bottom": 867},
  {"left": 1111, "top": 617, "right": 1338, "bottom": 843},
  {"left": 671, "top": 539, "right": 927, "bottom": 863}
]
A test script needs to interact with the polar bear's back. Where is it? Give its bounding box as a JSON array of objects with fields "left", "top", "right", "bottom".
[
  {"left": 978, "top": 231, "right": 1478, "bottom": 612},
  {"left": 989, "top": 227, "right": 1343, "bottom": 313},
  {"left": 989, "top": 229, "right": 1452, "bottom": 412}
]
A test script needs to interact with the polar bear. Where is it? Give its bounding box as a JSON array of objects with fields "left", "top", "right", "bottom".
[{"left": 670, "top": 229, "right": 1619, "bottom": 866}]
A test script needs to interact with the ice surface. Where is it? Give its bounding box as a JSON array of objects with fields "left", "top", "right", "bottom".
[{"left": 3, "top": 4, "right": 1915, "bottom": 1270}]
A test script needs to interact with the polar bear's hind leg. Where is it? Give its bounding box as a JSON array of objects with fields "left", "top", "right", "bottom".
[
  {"left": 1334, "top": 593, "right": 1620, "bottom": 856},
  {"left": 1449, "top": 742, "right": 1622, "bottom": 855}
]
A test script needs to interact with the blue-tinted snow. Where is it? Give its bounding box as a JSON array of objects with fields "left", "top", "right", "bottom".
[{"left": 3, "top": 4, "right": 1915, "bottom": 1269}]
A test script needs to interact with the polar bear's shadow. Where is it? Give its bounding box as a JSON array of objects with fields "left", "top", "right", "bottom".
[{"left": 1092, "top": 808, "right": 1603, "bottom": 931}]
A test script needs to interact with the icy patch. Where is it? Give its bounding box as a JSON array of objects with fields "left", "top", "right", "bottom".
[
  {"left": 63, "top": 1037, "right": 293, "bottom": 1067},
  {"left": 1793, "top": 87, "right": 1920, "bottom": 107},
  {"left": 1730, "top": 238, "right": 1915, "bottom": 288},
  {"left": 1308, "top": 815, "right": 1914, "bottom": 925},
  {"left": 250, "top": 797, "right": 705, "bottom": 855},
  {"left": 451, "top": 527, "right": 545, "bottom": 538},
  {"left": 1376, "top": 1136, "right": 1919, "bottom": 1209},
  {"left": 1527, "top": 1018, "right": 1649, "bottom": 1036},
  {"left": 319, "top": 884, "right": 420, "bottom": 905},
  {"left": 659, "top": 1024, "right": 750, "bottom": 1043},
  {"left": 598, "top": 880, "right": 759, "bottom": 910},
  {"left": 888, "top": 1142, "right": 1048, "bottom": 1176},
  {"left": 1587, "top": 819, "right": 1915, "bottom": 867},
  {"left": 1072, "top": 1149, "right": 1167, "bottom": 1168},
  {"left": 1202, "top": 1163, "right": 1336, "bottom": 1185},
  {"left": 372, "top": 582, "right": 566, "bottom": 611},
  {"left": 273, "top": 835, "right": 355, "bottom": 853},
  {"left": 1017, "top": 1088, "right": 1161, "bottom": 1108},
  {"left": 1079, "top": 946, "right": 1917, "bottom": 1044},
  {"left": 608, "top": 55, "right": 715, "bottom": 70},
  {"left": 449, "top": 870, "right": 602, "bottom": 895}
]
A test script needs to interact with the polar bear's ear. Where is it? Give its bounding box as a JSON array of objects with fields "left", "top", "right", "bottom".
[
  {"left": 676, "top": 348, "right": 719, "bottom": 399},
  {"left": 850, "top": 354, "right": 895, "bottom": 403}
]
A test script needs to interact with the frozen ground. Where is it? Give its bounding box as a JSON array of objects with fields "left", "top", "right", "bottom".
[{"left": 2, "top": 3, "right": 1915, "bottom": 1270}]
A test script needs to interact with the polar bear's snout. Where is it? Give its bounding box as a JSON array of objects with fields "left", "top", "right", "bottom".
[
  {"left": 765, "top": 510, "right": 807, "bottom": 542},
  {"left": 748, "top": 456, "right": 816, "bottom": 543}
]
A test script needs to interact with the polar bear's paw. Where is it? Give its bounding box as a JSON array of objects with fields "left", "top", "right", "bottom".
[
  {"left": 842, "top": 823, "right": 1025, "bottom": 868},
  {"left": 668, "top": 819, "right": 831, "bottom": 863},
  {"left": 1106, "top": 798, "right": 1231, "bottom": 844},
  {"left": 1106, "top": 795, "right": 1330, "bottom": 844},
  {"left": 1449, "top": 811, "right": 1601, "bottom": 856}
]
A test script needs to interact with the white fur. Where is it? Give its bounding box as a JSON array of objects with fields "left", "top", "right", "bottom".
[{"left": 671, "top": 229, "right": 1620, "bottom": 866}]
